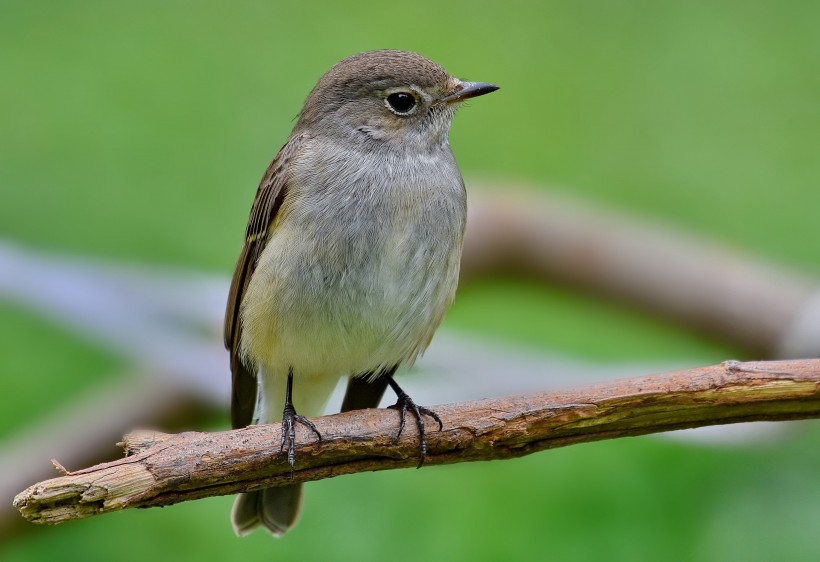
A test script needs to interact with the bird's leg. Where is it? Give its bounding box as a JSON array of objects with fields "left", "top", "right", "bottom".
[
  {"left": 280, "top": 368, "right": 322, "bottom": 475},
  {"left": 386, "top": 374, "right": 443, "bottom": 468}
]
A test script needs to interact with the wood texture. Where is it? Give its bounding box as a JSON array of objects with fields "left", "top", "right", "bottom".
[{"left": 14, "top": 359, "right": 820, "bottom": 525}]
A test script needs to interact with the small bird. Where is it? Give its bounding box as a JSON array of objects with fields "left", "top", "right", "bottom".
[{"left": 224, "top": 49, "right": 498, "bottom": 537}]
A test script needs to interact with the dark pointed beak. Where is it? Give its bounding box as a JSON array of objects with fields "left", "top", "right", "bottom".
[{"left": 441, "top": 81, "right": 500, "bottom": 103}]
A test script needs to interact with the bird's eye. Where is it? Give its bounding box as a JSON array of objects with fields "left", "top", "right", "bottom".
[{"left": 385, "top": 92, "right": 417, "bottom": 115}]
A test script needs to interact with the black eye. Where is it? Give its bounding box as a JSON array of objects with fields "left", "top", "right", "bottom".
[{"left": 386, "top": 92, "right": 417, "bottom": 114}]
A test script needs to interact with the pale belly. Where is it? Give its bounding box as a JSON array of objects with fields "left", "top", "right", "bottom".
[{"left": 239, "top": 185, "right": 465, "bottom": 380}]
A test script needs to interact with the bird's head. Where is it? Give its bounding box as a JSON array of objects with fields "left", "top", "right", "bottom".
[{"left": 296, "top": 50, "right": 498, "bottom": 150}]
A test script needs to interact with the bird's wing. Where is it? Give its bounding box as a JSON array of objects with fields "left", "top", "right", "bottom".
[{"left": 224, "top": 133, "right": 307, "bottom": 429}]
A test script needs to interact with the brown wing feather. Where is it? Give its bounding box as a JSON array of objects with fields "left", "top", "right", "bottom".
[{"left": 224, "top": 134, "right": 307, "bottom": 429}]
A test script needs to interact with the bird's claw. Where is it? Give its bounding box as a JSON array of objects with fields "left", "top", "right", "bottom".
[
  {"left": 280, "top": 404, "right": 322, "bottom": 477},
  {"left": 388, "top": 390, "right": 442, "bottom": 468}
]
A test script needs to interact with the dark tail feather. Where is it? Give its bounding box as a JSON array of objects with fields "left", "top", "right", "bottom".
[
  {"left": 231, "top": 484, "right": 304, "bottom": 537},
  {"left": 231, "top": 371, "right": 391, "bottom": 537},
  {"left": 340, "top": 369, "right": 392, "bottom": 412}
]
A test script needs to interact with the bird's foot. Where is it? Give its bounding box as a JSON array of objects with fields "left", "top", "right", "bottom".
[
  {"left": 388, "top": 388, "right": 442, "bottom": 468},
  {"left": 280, "top": 403, "right": 321, "bottom": 476}
]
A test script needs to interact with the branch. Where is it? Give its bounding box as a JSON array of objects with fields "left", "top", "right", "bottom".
[
  {"left": 14, "top": 359, "right": 820, "bottom": 525},
  {"left": 463, "top": 191, "right": 819, "bottom": 357}
]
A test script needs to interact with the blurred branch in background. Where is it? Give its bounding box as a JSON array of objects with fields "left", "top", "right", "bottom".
[
  {"left": 2, "top": 186, "right": 819, "bottom": 536},
  {"left": 463, "top": 185, "right": 820, "bottom": 359},
  {"left": 14, "top": 359, "right": 820, "bottom": 526}
]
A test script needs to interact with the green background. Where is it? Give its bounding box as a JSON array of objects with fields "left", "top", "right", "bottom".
[{"left": 2, "top": 1, "right": 818, "bottom": 560}]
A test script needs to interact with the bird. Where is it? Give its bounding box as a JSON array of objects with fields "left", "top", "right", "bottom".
[{"left": 224, "top": 49, "right": 498, "bottom": 537}]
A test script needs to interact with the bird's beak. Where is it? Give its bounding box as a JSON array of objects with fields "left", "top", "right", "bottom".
[{"left": 441, "top": 81, "right": 500, "bottom": 103}]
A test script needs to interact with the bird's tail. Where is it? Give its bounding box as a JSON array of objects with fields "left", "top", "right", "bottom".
[
  {"left": 230, "top": 371, "right": 342, "bottom": 537},
  {"left": 231, "top": 485, "right": 304, "bottom": 537}
]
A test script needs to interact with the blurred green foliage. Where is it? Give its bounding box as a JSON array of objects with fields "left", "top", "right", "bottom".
[
  {"left": 0, "top": 304, "right": 121, "bottom": 440},
  {"left": 1, "top": 0, "right": 818, "bottom": 560}
]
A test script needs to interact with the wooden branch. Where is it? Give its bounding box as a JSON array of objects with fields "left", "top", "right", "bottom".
[{"left": 14, "top": 359, "right": 820, "bottom": 525}]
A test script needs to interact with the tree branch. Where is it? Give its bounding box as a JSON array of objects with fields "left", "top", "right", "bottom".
[
  {"left": 463, "top": 191, "right": 819, "bottom": 357},
  {"left": 14, "top": 359, "right": 820, "bottom": 525}
]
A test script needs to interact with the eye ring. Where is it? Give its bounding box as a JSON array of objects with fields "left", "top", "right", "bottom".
[{"left": 385, "top": 91, "right": 418, "bottom": 115}]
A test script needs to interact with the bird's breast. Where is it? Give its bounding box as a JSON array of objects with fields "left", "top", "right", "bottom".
[{"left": 239, "top": 144, "right": 466, "bottom": 377}]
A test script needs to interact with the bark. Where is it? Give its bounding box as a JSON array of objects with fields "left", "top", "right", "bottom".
[{"left": 14, "top": 359, "right": 820, "bottom": 525}]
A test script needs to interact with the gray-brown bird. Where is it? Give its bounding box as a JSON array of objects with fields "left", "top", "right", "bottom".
[{"left": 224, "top": 49, "right": 498, "bottom": 536}]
